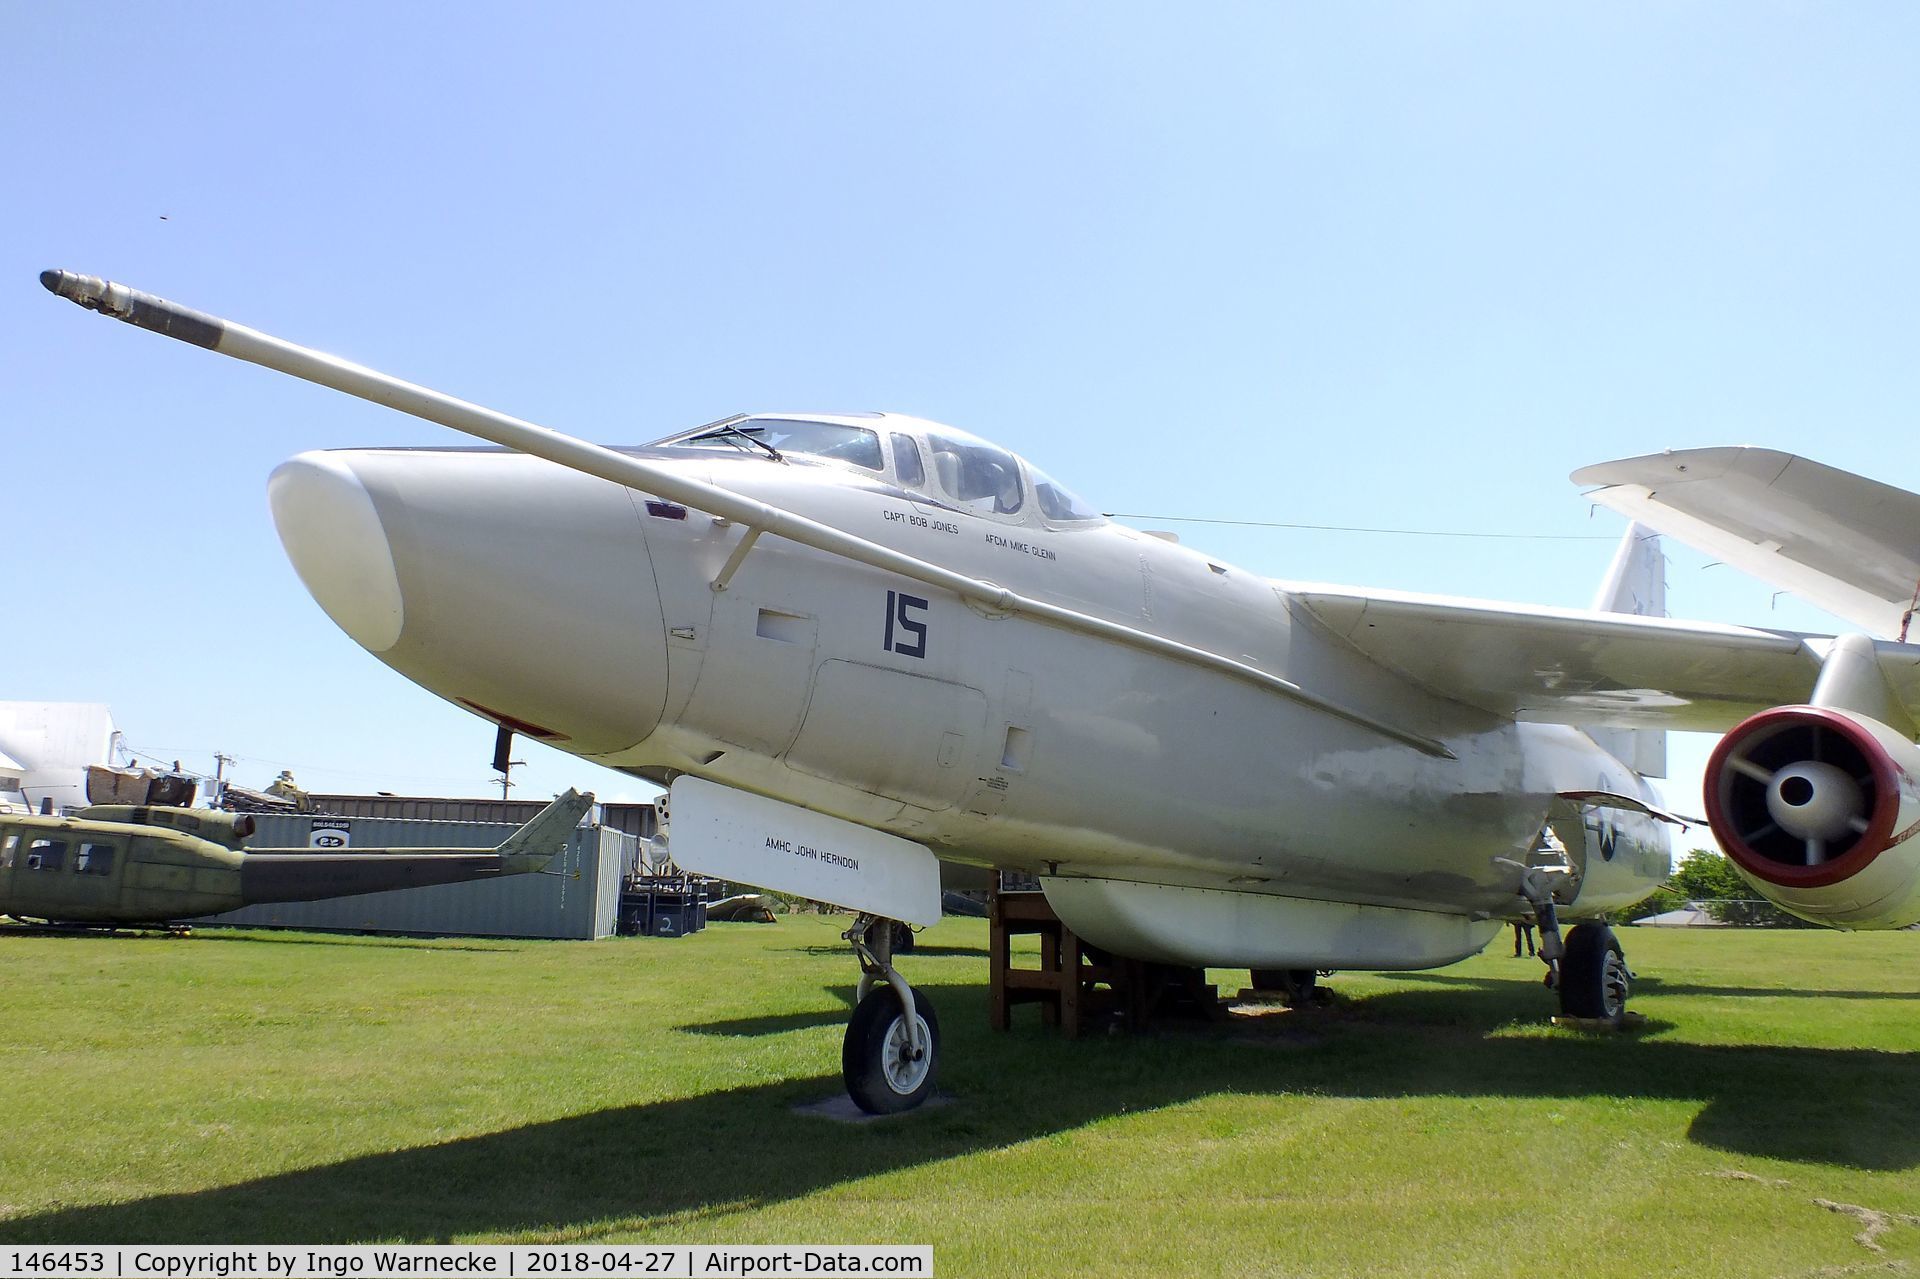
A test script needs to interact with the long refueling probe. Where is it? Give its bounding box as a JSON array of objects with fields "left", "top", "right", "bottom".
[{"left": 39, "top": 268, "right": 1456, "bottom": 760}]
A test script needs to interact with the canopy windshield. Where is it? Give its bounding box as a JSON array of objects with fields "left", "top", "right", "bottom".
[
  {"left": 655, "top": 417, "right": 884, "bottom": 471},
  {"left": 650, "top": 415, "right": 1105, "bottom": 525}
]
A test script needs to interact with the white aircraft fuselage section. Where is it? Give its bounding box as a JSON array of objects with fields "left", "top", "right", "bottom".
[
  {"left": 272, "top": 411, "right": 1668, "bottom": 967},
  {"left": 44, "top": 267, "right": 1920, "bottom": 1108}
]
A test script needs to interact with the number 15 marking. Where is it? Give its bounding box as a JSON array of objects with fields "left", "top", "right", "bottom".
[{"left": 884, "top": 590, "right": 929, "bottom": 659}]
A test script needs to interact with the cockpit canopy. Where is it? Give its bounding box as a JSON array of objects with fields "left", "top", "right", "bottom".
[{"left": 650, "top": 413, "right": 1104, "bottom": 526}]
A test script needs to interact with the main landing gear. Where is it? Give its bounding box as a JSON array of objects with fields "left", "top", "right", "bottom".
[
  {"left": 841, "top": 914, "right": 940, "bottom": 1114},
  {"left": 1501, "top": 858, "right": 1633, "bottom": 1027},
  {"left": 1557, "top": 922, "right": 1631, "bottom": 1023}
]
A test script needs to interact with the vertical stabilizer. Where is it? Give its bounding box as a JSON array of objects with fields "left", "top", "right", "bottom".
[{"left": 1588, "top": 523, "right": 1668, "bottom": 777}]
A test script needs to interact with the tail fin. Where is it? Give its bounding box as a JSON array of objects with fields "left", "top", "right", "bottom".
[
  {"left": 1587, "top": 524, "right": 1668, "bottom": 777},
  {"left": 496, "top": 788, "right": 594, "bottom": 872}
]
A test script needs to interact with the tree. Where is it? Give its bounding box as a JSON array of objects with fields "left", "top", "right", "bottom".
[{"left": 1642, "top": 848, "right": 1811, "bottom": 927}]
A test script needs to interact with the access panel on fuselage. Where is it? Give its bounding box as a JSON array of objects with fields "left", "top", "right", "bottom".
[
  {"left": 787, "top": 660, "right": 987, "bottom": 812},
  {"left": 681, "top": 587, "right": 820, "bottom": 755}
]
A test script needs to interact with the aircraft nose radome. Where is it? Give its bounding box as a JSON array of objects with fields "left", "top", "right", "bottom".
[
  {"left": 294, "top": 448, "right": 670, "bottom": 756},
  {"left": 268, "top": 451, "right": 406, "bottom": 653}
]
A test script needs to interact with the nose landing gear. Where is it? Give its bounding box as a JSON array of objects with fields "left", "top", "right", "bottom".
[{"left": 842, "top": 914, "right": 940, "bottom": 1114}]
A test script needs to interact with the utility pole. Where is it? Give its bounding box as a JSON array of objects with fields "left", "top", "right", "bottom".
[
  {"left": 491, "top": 726, "right": 524, "bottom": 801},
  {"left": 496, "top": 766, "right": 525, "bottom": 801}
]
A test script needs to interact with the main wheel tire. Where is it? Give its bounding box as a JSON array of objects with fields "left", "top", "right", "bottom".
[
  {"left": 842, "top": 985, "right": 939, "bottom": 1115},
  {"left": 890, "top": 922, "right": 916, "bottom": 954},
  {"left": 1559, "top": 923, "right": 1630, "bottom": 1024}
]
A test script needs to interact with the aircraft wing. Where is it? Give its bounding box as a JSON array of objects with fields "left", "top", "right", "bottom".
[
  {"left": 1285, "top": 584, "right": 1836, "bottom": 732},
  {"left": 1572, "top": 447, "right": 1920, "bottom": 639}
]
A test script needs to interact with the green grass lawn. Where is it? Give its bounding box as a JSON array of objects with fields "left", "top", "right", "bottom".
[{"left": 1, "top": 917, "right": 1916, "bottom": 1277}]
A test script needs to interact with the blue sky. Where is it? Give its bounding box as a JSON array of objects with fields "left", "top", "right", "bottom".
[{"left": 5, "top": 4, "right": 1916, "bottom": 823}]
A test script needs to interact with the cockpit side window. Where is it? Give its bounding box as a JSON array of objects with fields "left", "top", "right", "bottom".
[
  {"left": 1028, "top": 463, "right": 1103, "bottom": 523},
  {"left": 927, "top": 434, "right": 1025, "bottom": 516},
  {"left": 891, "top": 434, "right": 926, "bottom": 487},
  {"left": 76, "top": 843, "right": 117, "bottom": 876},
  {"left": 25, "top": 839, "right": 66, "bottom": 872},
  {"left": 0, "top": 831, "right": 16, "bottom": 870}
]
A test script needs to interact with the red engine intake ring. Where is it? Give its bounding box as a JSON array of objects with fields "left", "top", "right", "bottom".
[{"left": 1704, "top": 706, "right": 1904, "bottom": 889}]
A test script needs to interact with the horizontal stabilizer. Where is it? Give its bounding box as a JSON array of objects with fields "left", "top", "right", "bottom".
[{"left": 1573, "top": 447, "right": 1920, "bottom": 639}]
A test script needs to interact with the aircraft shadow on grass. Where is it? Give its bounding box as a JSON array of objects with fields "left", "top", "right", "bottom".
[
  {"left": 0, "top": 927, "right": 522, "bottom": 957},
  {"left": 683, "top": 987, "right": 856, "bottom": 1037},
  {"left": 1379, "top": 967, "right": 1920, "bottom": 1003},
  {"left": 5, "top": 980, "right": 1916, "bottom": 1243}
]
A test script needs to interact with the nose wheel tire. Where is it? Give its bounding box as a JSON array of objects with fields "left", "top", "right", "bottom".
[
  {"left": 1558, "top": 923, "right": 1630, "bottom": 1025},
  {"left": 843, "top": 985, "right": 940, "bottom": 1114}
]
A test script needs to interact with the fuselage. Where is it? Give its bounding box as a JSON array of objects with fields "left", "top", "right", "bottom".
[
  {"left": 268, "top": 412, "right": 1668, "bottom": 962},
  {"left": 0, "top": 812, "right": 247, "bottom": 922}
]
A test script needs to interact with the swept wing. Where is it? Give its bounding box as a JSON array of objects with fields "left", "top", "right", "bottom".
[
  {"left": 1284, "top": 583, "right": 1920, "bottom": 734},
  {"left": 1572, "top": 446, "right": 1920, "bottom": 639}
]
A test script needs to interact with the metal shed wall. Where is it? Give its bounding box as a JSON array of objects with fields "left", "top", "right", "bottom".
[
  {"left": 306, "top": 795, "right": 546, "bottom": 823},
  {"left": 596, "top": 803, "right": 659, "bottom": 841},
  {"left": 200, "top": 815, "right": 632, "bottom": 939},
  {"left": 306, "top": 794, "right": 659, "bottom": 840}
]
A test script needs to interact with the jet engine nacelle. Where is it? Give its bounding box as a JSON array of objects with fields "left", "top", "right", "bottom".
[{"left": 1705, "top": 706, "right": 1920, "bottom": 928}]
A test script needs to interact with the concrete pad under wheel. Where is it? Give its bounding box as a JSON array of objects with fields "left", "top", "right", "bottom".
[
  {"left": 1551, "top": 1010, "right": 1648, "bottom": 1032},
  {"left": 793, "top": 1093, "right": 954, "bottom": 1123}
]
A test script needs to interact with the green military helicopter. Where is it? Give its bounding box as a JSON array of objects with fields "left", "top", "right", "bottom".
[{"left": 0, "top": 788, "right": 592, "bottom": 931}]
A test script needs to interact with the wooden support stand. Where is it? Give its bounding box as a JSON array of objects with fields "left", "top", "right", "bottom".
[{"left": 989, "top": 889, "right": 1219, "bottom": 1036}]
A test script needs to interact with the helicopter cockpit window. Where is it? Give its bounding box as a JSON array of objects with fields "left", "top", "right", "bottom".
[
  {"left": 0, "top": 832, "right": 16, "bottom": 870},
  {"left": 1027, "top": 463, "right": 1103, "bottom": 523},
  {"left": 660, "top": 418, "right": 885, "bottom": 472},
  {"left": 927, "top": 433, "right": 1024, "bottom": 516},
  {"left": 76, "top": 843, "right": 116, "bottom": 876}
]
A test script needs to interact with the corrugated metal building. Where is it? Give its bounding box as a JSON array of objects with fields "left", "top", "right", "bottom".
[
  {"left": 307, "top": 793, "right": 658, "bottom": 837},
  {"left": 199, "top": 812, "right": 636, "bottom": 940},
  {"left": 302, "top": 794, "right": 660, "bottom": 876}
]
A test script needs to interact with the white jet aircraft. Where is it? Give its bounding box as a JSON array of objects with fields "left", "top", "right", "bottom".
[{"left": 42, "top": 271, "right": 1920, "bottom": 1114}]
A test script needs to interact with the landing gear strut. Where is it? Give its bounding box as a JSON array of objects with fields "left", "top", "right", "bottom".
[
  {"left": 841, "top": 914, "right": 940, "bottom": 1114},
  {"left": 1498, "top": 859, "right": 1571, "bottom": 987}
]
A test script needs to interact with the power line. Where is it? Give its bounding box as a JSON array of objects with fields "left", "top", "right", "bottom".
[
  {"left": 1104, "top": 513, "right": 1617, "bottom": 541},
  {"left": 118, "top": 741, "right": 482, "bottom": 789}
]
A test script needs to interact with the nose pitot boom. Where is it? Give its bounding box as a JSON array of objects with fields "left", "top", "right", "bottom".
[{"left": 269, "top": 448, "right": 670, "bottom": 756}]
